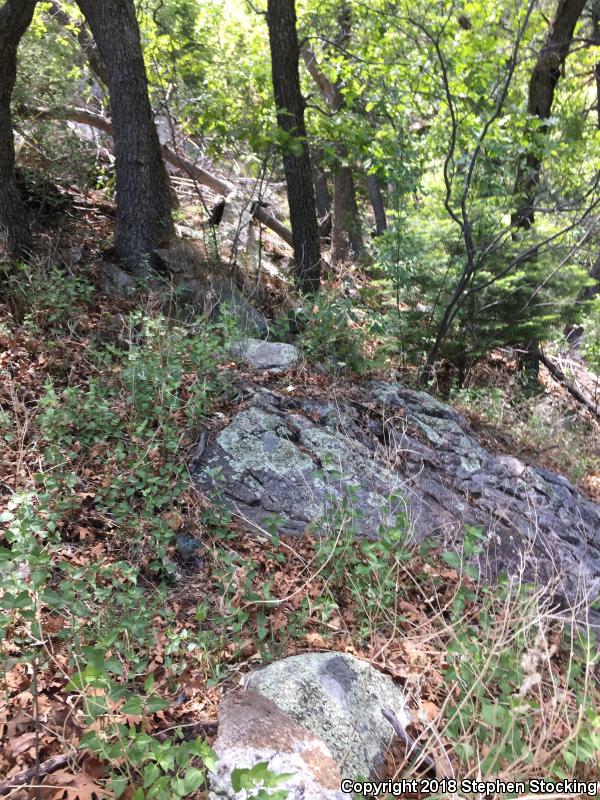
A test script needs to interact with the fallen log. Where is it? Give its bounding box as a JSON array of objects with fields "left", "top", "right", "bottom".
[
  {"left": 24, "top": 106, "right": 294, "bottom": 248},
  {"left": 538, "top": 349, "right": 600, "bottom": 420}
]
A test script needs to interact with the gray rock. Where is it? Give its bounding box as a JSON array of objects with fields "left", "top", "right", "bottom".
[
  {"left": 209, "top": 689, "right": 346, "bottom": 800},
  {"left": 245, "top": 652, "right": 409, "bottom": 781},
  {"left": 99, "top": 262, "right": 139, "bottom": 297},
  {"left": 176, "top": 277, "right": 268, "bottom": 337},
  {"left": 193, "top": 382, "right": 600, "bottom": 613},
  {"left": 231, "top": 339, "right": 299, "bottom": 372}
]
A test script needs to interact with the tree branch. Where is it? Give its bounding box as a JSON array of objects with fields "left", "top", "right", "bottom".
[
  {"left": 45, "top": 0, "right": 109, "bottom": 87},
  {"left": 23, "top": 105, "right": 294, "bottom": 248},
  {"left": 538, "top": 350, "right": 600, "bottom": 419},
  {"left": 0, "top": 752, "right": 73, "bottom": 796}
]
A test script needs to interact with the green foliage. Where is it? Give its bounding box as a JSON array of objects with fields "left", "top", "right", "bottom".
[
  {"left": 274, "top": 295, "right": 368, "bottom": 372},
  {"left": 79, "top": 724, "right": 216, "bottom": 800},
  {"left": 3, "top": 262, "right": 94, "bottom": 330},
  {"left": 308, "top": 496, "right": 413, "bottom": 641},
  {"left": 581, "top": 296, "right": 600, "bottom": 375},
  {"left": 443, "top": 577, "right": 600, "bottom": 780},
  {"left": 0, "top": 295, "right": 231, "bottom": 795},
  {"left": 231, "top": 761, "right": 293, "bottom": 800},
  {"left": 377, "top": 210, "right": 591, "bottom": 368}
]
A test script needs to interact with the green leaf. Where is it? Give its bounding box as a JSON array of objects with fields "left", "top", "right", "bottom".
[
  {"left": 191, "top": 739, "right": 217, "bottom": 773},
  {"left": 121, "top": 696, "right": 144, "bottom": 715},
  {"left": 143, "top": 763, "right": 162, "bottom": 788},
  {"left": 146, "top": 695, "right": 170, "bottom": 713},
  {"left": 442, "top": 551, "right": 461, "bottom": 569},
  {"left": 182, "top": 768, "right": 205, "bottom": 794},
  {"left": 110, "top": 776, "right": 129, "bottom": 799}
]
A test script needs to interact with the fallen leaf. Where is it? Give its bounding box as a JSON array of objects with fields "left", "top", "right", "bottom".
[{"left": 8, "top": 731, "right": 37, "bottom": 756}]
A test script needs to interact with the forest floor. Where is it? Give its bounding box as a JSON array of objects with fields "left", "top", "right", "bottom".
[{"left": 1, "top": 195, "right": 600, "bottom": 798}]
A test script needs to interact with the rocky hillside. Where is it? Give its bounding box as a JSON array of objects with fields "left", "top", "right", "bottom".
[{"left": 195, "top": 340, "right": 600, "bottom": 630}]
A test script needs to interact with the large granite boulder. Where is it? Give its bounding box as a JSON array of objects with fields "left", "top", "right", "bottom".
[
  {"left": 193, "top": 382, "right": 600, "bottom": 614},
  {"left": 245, "top": 652, "right": 409, "bottom": 781}
]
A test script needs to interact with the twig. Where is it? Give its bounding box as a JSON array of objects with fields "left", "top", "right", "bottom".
[
  {"left": 0, "top": 752, "right": 73, "bottom": 796},
  {"left": 381, "top": 706, "right": 437, "bottom": 773}
]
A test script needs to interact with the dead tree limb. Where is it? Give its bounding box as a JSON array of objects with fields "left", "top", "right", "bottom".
[
  {"left": 0, "top": 752, "right": 72, "bottom": 796},
  {"left": 538, "top": 350, "right": 600, "bottom": 419},
  {"left": 23, "top": 105, "right": 294, "bottom": 248}
]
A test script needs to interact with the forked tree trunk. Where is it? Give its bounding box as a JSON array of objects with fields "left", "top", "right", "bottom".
[
  {"left": 0, "top": 0, "right": 37, "bottom": 263},
  {"left": 76, "top": 0, "right": 175, "bottom": 275},
  {"left": 266, "top": 0, "right": 321, "bottom": 293},
  {"left": 367, "top": 173, "right": 387, "bottom": 235},
  {"left": 300, "top": 6, "right": 364, "bottom": 265},
  {"left": 331, "top": 166, "right": 363, "bottom": 263},
  {"left": 513, "top": 0, "right": 586, "bottom": 229}
]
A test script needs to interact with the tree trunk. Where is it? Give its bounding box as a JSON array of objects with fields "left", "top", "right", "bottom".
[
  {"left": 312, "top": 148, "right": 331, "bottom": 237},
  {"left": 367, "top": 173, "right": 387, "bottom": 235},
  {"left": 0, "top": 0, "right": 36, "bottom": 263},
  {"left": 512, "top": 0, "right": 586, "bottom": 228},
  {"left": 266, "top": 0, "right": 321, "bottom": 294},
  {"left": 332, "top": 166, "right": 364, "bottom": 264},
  {"left": 76, "top": 0, "right": 175, "bottom": 276},
  {"left": 511, "top": 0, "right": 585, "bottom": 386},
  {"left": 593, "top": 2, "right": 600, "bottom": 130},
  {"left": 300, "top": 20, "right": 364, "bottom": 265}
]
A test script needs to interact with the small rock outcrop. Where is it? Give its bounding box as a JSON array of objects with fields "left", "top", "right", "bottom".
[
  {"left": 193, "top": 382, "right": 600, "bottom": 610},
  {"left": 176, "top": 278, "right": 268, "bottom": 337},
  {"left": 231, "top": 339, "right": 299, "bottom": 372},
  {"left": 245, "top": 652, "right": 409, "bottom": 781},
  {"left": 209, "top": 690, "right": 346, "bottom": 800}
]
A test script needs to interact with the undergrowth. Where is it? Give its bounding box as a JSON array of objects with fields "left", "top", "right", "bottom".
[
  {"left": 452, "top": 382, "right": 600, "bottom": 485},
  {"left": 1, "top": 264, "right": 599, "bottom": 799}
]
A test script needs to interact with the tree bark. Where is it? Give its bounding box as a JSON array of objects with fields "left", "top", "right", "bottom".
[
  {"left": 511, "top": 0, "right": 585, "bottom": 385},
  {"left": 312, "top": 147, "right": 331, "bottom": 237},
  {"left": 266, "top": 0, "right": 321, "bottom": 293},
  {"left": 300, "top": 42, "right": 364, "bottom": 264},
  {"left": 331, "top": 167, "right": 363, "bottom": 263},
  {"left": 593, "top": 2, "right": 600, "bottom": 130},
  {"left": 0, "top": 0, "right": 36, "bottom": 263},
  {"left": 513, "top": 0, "right": 586, "bottom": 229},
  {"left": 367, "top": 173, "right": 387, "bottom": 235},
  {"left": 76, "top": 0, "right": 175, "bottom": 275}
]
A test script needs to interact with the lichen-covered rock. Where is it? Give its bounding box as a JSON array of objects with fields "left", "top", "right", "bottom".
[
  {"left": 193, "top": 382, "right": 600, "bottom": 616},
  {"left": 197, "top": 397, "right": 404, "bottom": 535},
  {"left": 245, "top": 652, "right": 409, "bottom": 781},
  {"left": 231, "top": 339, "right": 299, "bottom": 372},
  {"left": 176, "top": 278, "right": 268, "bottom": 336},
  {"left": 209, "top": 689, "right": 346, "bottom": 800}
]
